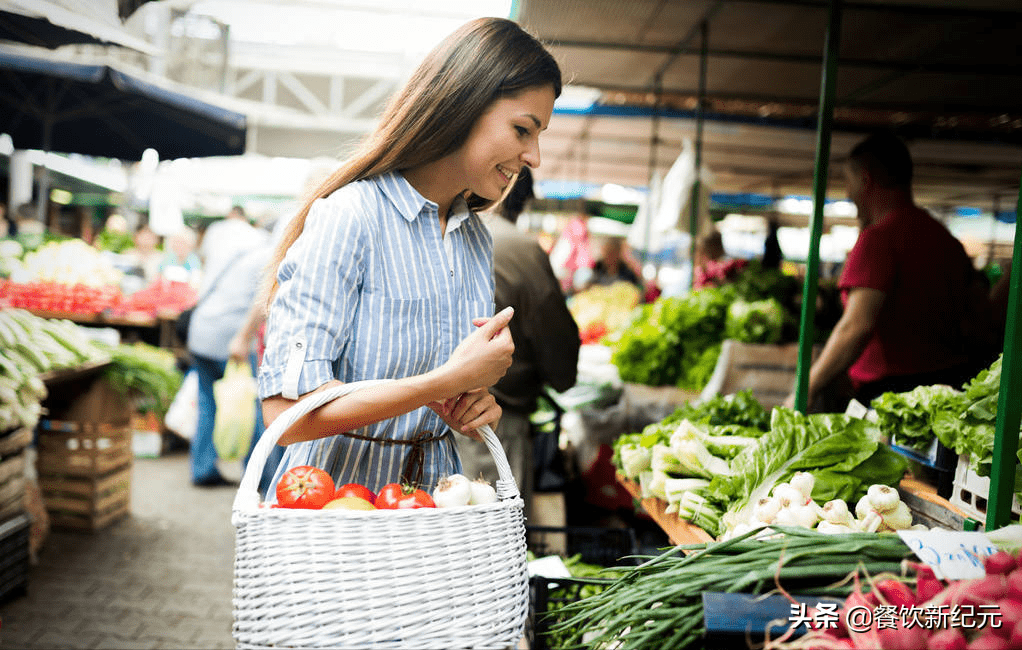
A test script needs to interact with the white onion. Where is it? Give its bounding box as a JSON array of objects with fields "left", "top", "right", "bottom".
[
  {"left": 432, "top": 474, "right": 472, "bottom": 508},
  {"left": 468, "top": 478, "right": 497, "bottom": 505}
]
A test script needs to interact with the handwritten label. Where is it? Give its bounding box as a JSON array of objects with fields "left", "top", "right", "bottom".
[{"left": 897, "top": 530, "right": 999, "bottom": 580}]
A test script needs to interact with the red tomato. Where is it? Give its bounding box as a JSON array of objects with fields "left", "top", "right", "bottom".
[
  {"left": 275, "top": 466, "right": 336, "bottom": 509},
  {"left": 334, "top": 483, "right": 377, "bottom": 504},
  {"left": 375, "top": 483, "right": 436, "bottom": 509}
]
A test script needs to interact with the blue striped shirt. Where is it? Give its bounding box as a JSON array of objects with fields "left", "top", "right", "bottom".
[{"left": 258, "top": 171, "right": 495, "bottom": 495}]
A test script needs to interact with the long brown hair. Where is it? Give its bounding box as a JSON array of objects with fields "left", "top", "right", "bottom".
[{"left": 264, "top": 17, "right": 561, "bottom": 302}]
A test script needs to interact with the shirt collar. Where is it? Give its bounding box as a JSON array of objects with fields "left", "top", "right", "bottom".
[{"left": 376, "top": 170, "right": 473, "bottom": 231}]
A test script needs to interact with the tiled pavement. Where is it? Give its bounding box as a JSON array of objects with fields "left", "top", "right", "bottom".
[{"left": 0, "top": 450, "right": 239, "bottom": 649}]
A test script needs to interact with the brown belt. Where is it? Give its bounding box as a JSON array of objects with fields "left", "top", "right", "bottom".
[{"left": 339, "top": 429, "right": 447, "bottom": 488}]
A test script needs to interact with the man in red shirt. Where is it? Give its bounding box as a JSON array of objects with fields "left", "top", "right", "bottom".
[{"left": 791, "top": 132, "right": 995, "bottom": 409}]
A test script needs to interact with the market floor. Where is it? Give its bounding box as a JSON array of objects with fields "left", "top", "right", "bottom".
[{"left": 0, "top": 448, "right": 238, "bottom": 649}]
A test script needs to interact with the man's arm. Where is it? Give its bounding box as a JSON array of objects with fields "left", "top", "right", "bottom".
[{"left": 795, "top": 287, "right": 885, "bottom": 407}]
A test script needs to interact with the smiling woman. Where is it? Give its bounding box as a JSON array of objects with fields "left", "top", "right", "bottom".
[{"left": 255, "top": 17, "right": 562, "bottom": 498}]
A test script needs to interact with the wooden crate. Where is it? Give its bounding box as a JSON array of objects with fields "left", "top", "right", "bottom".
[
  {"left": 36, "top": 420, "right": 132, "bottom": 478},
  {"left": 0, "top": 427, "right": 32, "bottom": 459},
  {"left": 0, "top": 453, "right": 26, "bottom": 521},
  {"left": 38, "top": 465, "right": 131, "bottom": 531}
]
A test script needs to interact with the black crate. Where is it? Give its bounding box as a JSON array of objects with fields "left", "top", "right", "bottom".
[
  {"left": 0, "top": 512, "right": 30, "bottom": 604},
  {"left": 529, "top": 575, "right": 616, "bottom": 650},
  {"left": 526, "top": 525, "right": 639, "bottom": 567}
]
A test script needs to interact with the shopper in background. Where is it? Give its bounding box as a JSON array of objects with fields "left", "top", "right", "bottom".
[
  {"left": 786, "top": 132, "right": 996, "bottom": 410},
  {"left": 125, "top": 225, "right": 163, "bottom": 283},
  {"left": 187, "top": 210, "right": 270, "bottom": 487},
  {"left": 159, "top": 226, "right": 202, "bottom": 287},
  {"left": 762, "top": 218, "right": 783, "bottom": 270},
  {"left": 587, "top": 235, "right": 644, "bottom": 290},
  {"left": 257, "top": 17, "right": 561, "bottom": 496},
  {"left": 458, "top": 168, "right": 579, "bottom": 517}
]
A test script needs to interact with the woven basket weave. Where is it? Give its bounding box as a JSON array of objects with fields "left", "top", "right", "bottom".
[{"left": 232, "top": 380, "right": 529, "bottom": 649}]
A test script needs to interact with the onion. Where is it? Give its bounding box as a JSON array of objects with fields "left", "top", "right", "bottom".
[
  {"left": 468, "top": 478, "right": 497, "bottom": 505},
  {"left": 789, "top": 472, "right": 815, "bottom": 501},
  {"left": 866, "top": 484, "right": 900, "bottom": 513},
  {"left": 432, "top": 474, "right": 472, "bottom": 508}
]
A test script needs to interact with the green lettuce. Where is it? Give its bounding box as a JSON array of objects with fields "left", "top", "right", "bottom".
[
  {"left": 724, "top": 298, "right": 785, "bottom": 344},
  {"left": 872, "top": 384, "right": 962, "bottom": 451}
]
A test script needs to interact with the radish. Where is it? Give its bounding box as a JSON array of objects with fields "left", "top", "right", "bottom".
[
  {"left": 1006, "top": 569, "right": 1022, "bottom": 601},
  {"left": 966, "top": 631, "right": 1010, "bottom": 650},
  {"left": 968, "top": 575, "right": 1009, "bottom": 604},
  {"left": 876, "top": 618, "right": 929, "bottom": 649},
  {"left": 984, "top": 551, "right": 1018, "bottom": 576},
  {"left": 874, "top": 578, "right": 918, "bottom": 608},
  {"left": 994, "top": 597, "right": 1022, "bottom": 635},
  {"left": 914, "top": 564, "right": 945, "bottom": 604},
  {"left": 1009, "top": 621, "right": 1022, "bottom": 648},
  {"left": 928, "top": 628, "right": 968, "bottom": 650}
]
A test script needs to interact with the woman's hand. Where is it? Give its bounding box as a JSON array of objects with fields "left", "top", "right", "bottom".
[
  {"left": 440, "top": 306, "right": 515, "bottom": 394},
  {"left": 428, "top": 387, "right": 501, "bottom": 440}
]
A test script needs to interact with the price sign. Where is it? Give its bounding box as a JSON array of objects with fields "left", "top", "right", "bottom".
[{"left": 897, "top": 529, "right": 999, "bottom": 580}]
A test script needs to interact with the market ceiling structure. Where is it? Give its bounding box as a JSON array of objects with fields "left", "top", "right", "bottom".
[{"left": 517, "top": 0, "right": 1022, "bottom": 214}]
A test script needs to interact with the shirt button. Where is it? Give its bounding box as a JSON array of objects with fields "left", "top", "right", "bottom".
[
  {"left": 295, "top": 342, "right": 303, "bottom": 349},
  {"left": 450, "top": 270, "right": 454, "bottom": 277}
]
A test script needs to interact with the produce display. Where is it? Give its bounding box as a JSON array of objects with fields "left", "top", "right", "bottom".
[
  {"left": 613, "top": 391, "right": 908, "bottom": 538},
  {"left": 0, "top": 308, "right": 109, "bottom": 431},
  {"left": 0, "top": 279, "right": 125, "bottom": 314},
  {"left": 789, "top": 548, "right": 1022, "bottom": 649},
  {"left": 552, "top": 528, "right": 915, "bottom": 650},
  {"left": 8, "top": 239, "right": 123, "bottom": 287},
  {"left": 872, "top": 355, "right": 1021, "bottom": 478},
  {"left": 606, "top": 262, "right": 805, "bottom": 391},
  {"left": 568, "top": 281, "right": 642, "bottom": 345}
]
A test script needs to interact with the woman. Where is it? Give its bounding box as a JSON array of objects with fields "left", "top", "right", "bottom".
[{"left": 258, "top": 17, "right": 562, "bottom": 495}]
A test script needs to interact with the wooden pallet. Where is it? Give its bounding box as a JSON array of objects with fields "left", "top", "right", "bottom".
[
  {"left": 38, "top": 464, "right": 131, "bottom": 532},
  {"left": 36, "top": 420, "right": 133, "bottom": 478}
]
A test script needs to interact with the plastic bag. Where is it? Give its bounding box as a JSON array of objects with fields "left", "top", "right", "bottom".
[
  {"left": 213, "top": 360, "right": 257, "bottom": 461},
  {"left": 164, "top": 369, "right": 198, "bottom": 441}
]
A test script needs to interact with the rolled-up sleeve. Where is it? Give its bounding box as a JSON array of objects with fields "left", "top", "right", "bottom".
[{"left": 259, "top": 190, "right": 367, "bottom": 399}]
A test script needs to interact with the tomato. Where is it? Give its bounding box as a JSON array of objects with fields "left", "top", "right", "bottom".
[
  {"left": 375, "top": 483, "right": 436, "bottom": 509},
  {"left": 275, "top": 465, "right": 336, "bottom": 509},
  {"left": 334, "top": 483, "right": 377, "bottom": 504}
]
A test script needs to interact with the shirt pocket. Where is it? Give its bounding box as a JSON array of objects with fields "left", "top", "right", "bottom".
[{"left": 354, "top": 296, "right": 431, "bottom": 378}]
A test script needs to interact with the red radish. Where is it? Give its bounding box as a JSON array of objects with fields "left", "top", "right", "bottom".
[
  {"left": 968, "top": 575, "right": 1010, "bottom": 604},
  {"left": 876, "top": 618, "right": 929, "bottom": 649},
  {"left": 843, "top": 588, "right": 880, "bottom": 650},
  {"left": 1009, "top": 621, "right": 1022, "bottom": 648},
  {"left": 1006, "top": 569, "right": 1022, "bottom": 601},
  {"left": 928, "top": 628, "right": 968, "bottom": 650},
  {"left": 984, "top": 551, "right": 1018, "bottom": 575},
  {"left": 875, "top": 578, "right": 918, "bottom": 608},
  {"left": 966, "top": 631, "right": 1010, "bottom": 650},
  {"left": 914, "top": 564, "right": 945, "bottom": 604},
  {"left": 994, "top": 597, "right": 1022, "bottom": 635}
]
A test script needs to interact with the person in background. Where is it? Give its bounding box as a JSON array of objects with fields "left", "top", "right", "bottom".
[
  {"left": 159, "top": 226, "right": 201, "bottom": 287},
  {"left": 588, "top": 235, "right": 643, "bottom": 289},
  {"left": 125, "top": 225, "right": 163, "bottom": 283},
  {"left": 785, "top": 132, "right": 996, "bottom": 410},
  {"left": 458, "top": 168, "right": 579, "bottom": 518},
  {"left": 187, "top": 215, "right": 270, "bottom": 486},
  {"left": 694, "top": 228, "right": 746, "bottom": 289},
  {"left": 257, "top": 17, "right": 560, "bottom": 497},
  {"left": 762, "top": 218, "right": 783, "bottom": 270}
]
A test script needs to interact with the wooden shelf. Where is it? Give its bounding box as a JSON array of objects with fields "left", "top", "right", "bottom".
[{"left": 618, "top": 475, "right": 715, "bottom": 546}]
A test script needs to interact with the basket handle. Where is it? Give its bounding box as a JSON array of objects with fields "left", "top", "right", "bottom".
[{"left": 233, "top": 379, "right": 520, "bottom": 513}]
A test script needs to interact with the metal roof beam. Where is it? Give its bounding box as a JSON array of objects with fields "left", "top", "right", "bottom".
[
  {"left": 549, "top": 40, "right": 1022, "bottom": 76},
  {"left": 729, "top": 0, "right": 1022, "bottom": 21}
]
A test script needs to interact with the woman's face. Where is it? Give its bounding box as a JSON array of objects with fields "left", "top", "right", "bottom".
[{"left": 456, "top": 84, "right": 556, "bottom": 201}]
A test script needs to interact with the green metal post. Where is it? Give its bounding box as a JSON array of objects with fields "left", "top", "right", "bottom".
[
  {"left": 985, "top": 171, "right": 1022, "bottom": 531},
  {"left": 690, "top": 21, "right": 708, "bottom": 280},
  {"left": 794, "top": 0, "right": 842, "bottom": 413}
]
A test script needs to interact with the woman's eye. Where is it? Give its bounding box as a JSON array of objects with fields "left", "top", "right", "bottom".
[{"left": 514, "top": 125, "right": 529, "bottom": 137}]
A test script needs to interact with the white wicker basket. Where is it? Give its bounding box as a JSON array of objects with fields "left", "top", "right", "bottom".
[{"left": 232, "top": 380, "right": 529, "bottom": 649}]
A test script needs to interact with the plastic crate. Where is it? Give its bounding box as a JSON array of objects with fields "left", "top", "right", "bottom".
[
  {"left": 526, "top": 525, "right": 639, "bottom": 567},
  {"left": 0, "top": 513, "right": 30, "bottom": 604},
  {"left": 528, "top": 575, "right": 615, "bottom": 650},
  {"left": 949, "top": 453, "right": 1021, "bottom": 521}
]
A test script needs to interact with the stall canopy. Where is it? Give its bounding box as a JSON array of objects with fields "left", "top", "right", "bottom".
[
  {"left": 520, "top": 0, "right": 1022, "bottom": 209},
  {"left": 0, "top": 46, "right": 247, "bottom": 160},
  {"left": 0, "top": 0, "right": 156, "bottom": 51}
]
